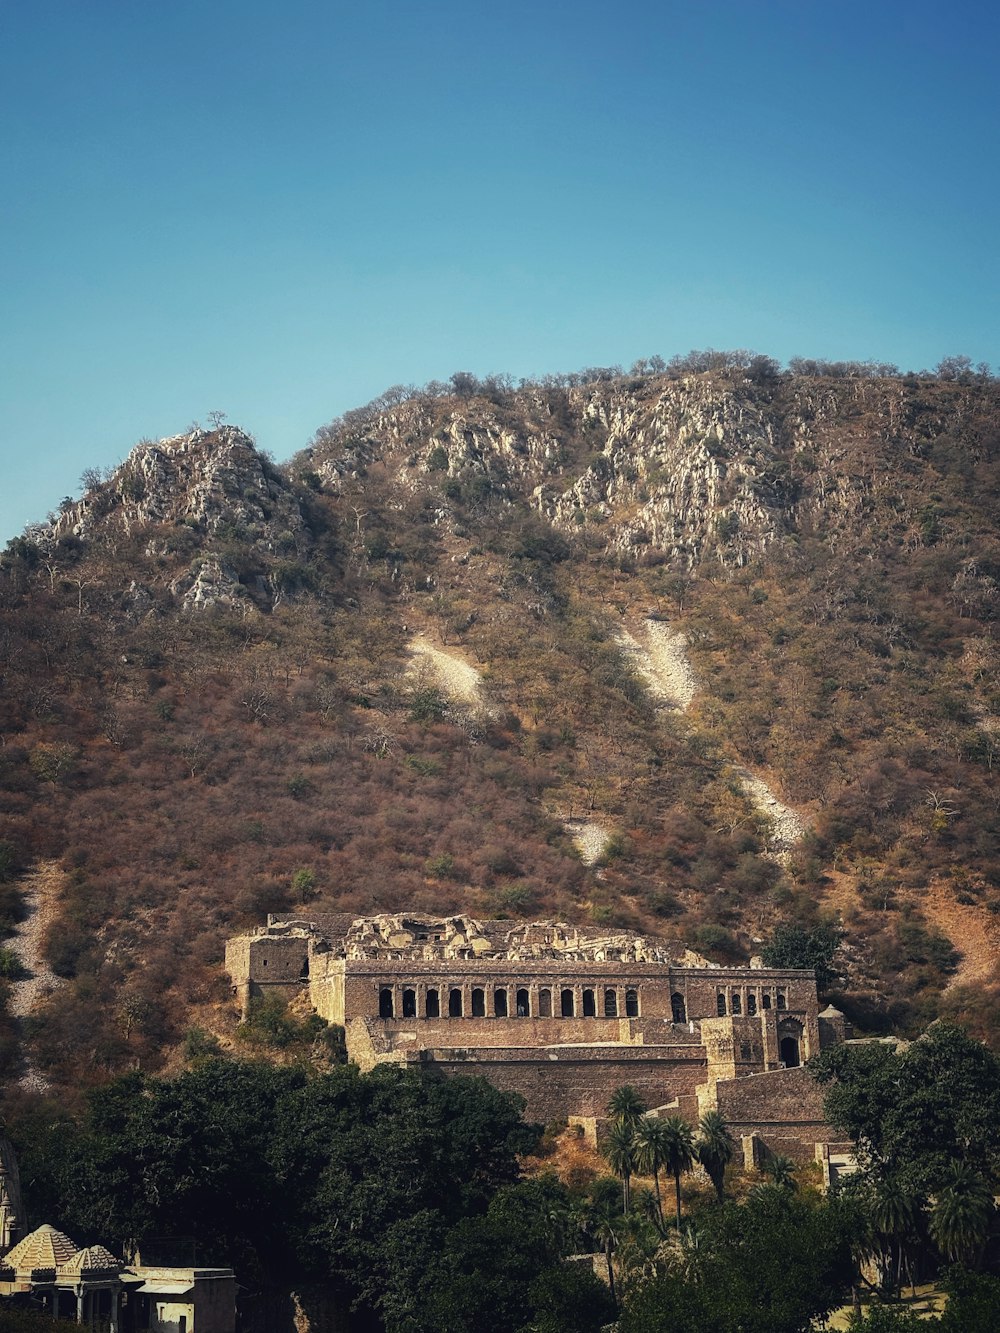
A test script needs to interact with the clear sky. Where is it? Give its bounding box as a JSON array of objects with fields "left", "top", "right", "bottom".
[{"left": 2, "top": 0, "right": 997, "bottom": 542}]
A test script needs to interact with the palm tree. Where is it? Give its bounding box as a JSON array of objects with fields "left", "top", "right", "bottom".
[
  {"left": 603, "top": 1120, "right": 638, "bottom": 1213},
  {"left": 615, "top": 1206, "right": 661, "bottom": 1284},
  {"left": 578, "top": 1189, "right": 622, "bottom": 1307},
  {"left": 762, "top": 1153, "right": 797, "bottom": 1191},
  {"left": 655, "top": 1220, "right": 705, "bottom": 1285},
  {"left": 608, "top": 1084, "right": 647, "bottom": 1131},
  {"left": 929, "top": 1161, "right": 994, "bottom": 1270},
  {"left": 695, "top": 1111, "right": 734, "bottom": 1204},
  {"left": 660, "top": 1115, "right": 695, "bottom": 1230},
  {"left": 634, "top": 1116, "right": 670, "bottom": 1226},
  {"left": 869, "top": 1175, "right": 922, "bottom": 1296}
]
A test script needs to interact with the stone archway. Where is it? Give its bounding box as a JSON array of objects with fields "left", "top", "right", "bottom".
[{"left": 778, "top": 1018, "right": 804, "bottom": 1068}]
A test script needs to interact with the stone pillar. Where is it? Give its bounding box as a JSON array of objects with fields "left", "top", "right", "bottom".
[
  {"left": 574, "top": 985, "right": 584, "bottom": 1019},
  {"left": 76, "top": 1289, "right": 84, "bottom": 1324}
]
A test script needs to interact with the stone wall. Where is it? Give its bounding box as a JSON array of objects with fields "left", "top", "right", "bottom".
[
  {"left": 416, "top": 1042, "right": 709, "bottom": 1123},
  {"left": 710, "top": 1066, "right": 830, "bottom": 1160}
]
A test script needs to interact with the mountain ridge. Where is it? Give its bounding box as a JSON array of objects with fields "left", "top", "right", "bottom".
[{"left": 2, "top": 363, "right": 999, "bottom": 1103}]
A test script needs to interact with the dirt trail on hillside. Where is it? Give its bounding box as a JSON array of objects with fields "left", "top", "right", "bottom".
[
  {"left": 614, "top": 616, "right": 808, "bottom": 856},
  {"left": 922, "top": 882, "right": 1000, "bottom": 990},
  {"left": 407, "top": 634, "right": 488, "bottom": 710},
  {"left": 615, "top": 619, "right": 697, "bottom": 711},
  {"left": 733, "top": 767, "right": 809, "bottom": 855},
  {"left": 8, "top": 861, "right": 65, "bottom": 1093}
]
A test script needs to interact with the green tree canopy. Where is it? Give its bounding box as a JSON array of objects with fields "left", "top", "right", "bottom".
[
  {"left": 618, "top": 1189, "right": 857, "bottom": 1333},
  {"left": 811, "top": 1024, "right": 1000, "bottom": 1195},
  {"left": 761, "top": 921, "right": 842, "bottom": 992}
]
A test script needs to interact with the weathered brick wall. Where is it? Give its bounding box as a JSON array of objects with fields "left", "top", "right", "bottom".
[
  {"left": 417, "top": 1044, "right": 709, "bottom": 1123},
  {"left": 713, "top": 1066, "right": 829, "bottom": 1154}
]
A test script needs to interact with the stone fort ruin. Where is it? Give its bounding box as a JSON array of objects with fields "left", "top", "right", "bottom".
[{"left": 226, "top": 913, "right": 852, "bottom": 1163}]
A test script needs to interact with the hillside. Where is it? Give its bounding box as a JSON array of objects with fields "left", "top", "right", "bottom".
[{"left": 1, "top": 361, "right": 999, "bottom": 1101}]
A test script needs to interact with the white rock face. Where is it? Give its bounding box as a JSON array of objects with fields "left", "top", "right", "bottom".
[
  {"left": 169, "top": 557, "right": 245, "bottom": 612},
  {"left": 535, "top": 377, "right": 794, "bottom": 567}
]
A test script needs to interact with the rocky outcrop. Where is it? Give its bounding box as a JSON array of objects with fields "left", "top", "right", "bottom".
[
  {"left": 45, "top": 426, "right": 310, "bottom": 559},
  {"left": 304, "top": 372, "right": 991, "bottom": 571},
  {"left": 169, "top": 556, "right": 246, "bottom": 612}
]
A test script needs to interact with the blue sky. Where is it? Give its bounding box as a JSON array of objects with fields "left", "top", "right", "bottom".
[{"left": 2, "top": 0, "right": 997, "bottom": 542}]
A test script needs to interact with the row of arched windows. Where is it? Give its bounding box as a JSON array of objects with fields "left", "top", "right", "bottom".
[
  {"left": 716, "top": 990, "right": 786, "bottom": 1017},
  {"left": 378, "top": 985, "right": 650, "bottom": 1020}
]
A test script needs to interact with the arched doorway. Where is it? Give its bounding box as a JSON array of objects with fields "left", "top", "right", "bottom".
[
  {"left": 671, "top": 992, "right": 686, "bottom": 1024},
  {"left": 778, "top": 1019, "right": 803, "bottom": 1068},
  {"left": 779, "top": 1036, "right": 800, "bottom": 1067}
]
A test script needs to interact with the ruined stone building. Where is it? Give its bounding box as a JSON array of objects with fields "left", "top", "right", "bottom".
[{"left": 226, "top": 914, "right": 853, "bottom": 1163}]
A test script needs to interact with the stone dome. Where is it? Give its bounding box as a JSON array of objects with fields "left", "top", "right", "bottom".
[
  {"left": 58, "top": 1244, "right": 123, "bottom": 1276},
  {"left": 4, "top": 1224, "right": 78, "bottom": 1273}
]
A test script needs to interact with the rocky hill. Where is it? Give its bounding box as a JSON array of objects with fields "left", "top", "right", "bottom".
[{"left": 1, "top": 362, "right": 999, "bottom": 1102}]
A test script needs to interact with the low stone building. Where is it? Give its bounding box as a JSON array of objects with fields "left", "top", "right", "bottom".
[
  {"left": 0, "top": 1220, "right": 236, "bottom": 1331},
  {"left": 226, "top": 913, "right": 852, "bottom": 1159}
]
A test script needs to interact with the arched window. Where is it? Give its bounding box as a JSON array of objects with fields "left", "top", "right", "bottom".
[
  {"left": 762, "top": 993, "right": 772, "bottom": 1010},
  {"left": 516, "top": 988, "right": 530, "bottom": 1017},
  {"left": 402, "top": 988, "right": 416, "bottom": 1018},
  {"left": 671, "top": 992, "right": 686, "bottom": 1024},
  {"left": 426, "top": 988, "right": 440, "bottom": 1018},
  {"left": 731, "top": 993, "right": 742, "bottom": 1015},
  {"left": 561, "top": 988, "right": 575, "bottom": 1018},
  {"left": 717, "top": 993, "right": 727, "bottom": 1017},
  {"left": 379, "top": 988, "right": 394, "bottom": 1019},
  {"left": 299, "top": 957, "right": 310, "bottom": 980},
  {"left": 539, "top": 988, "right": 552, "bottom": 1018},
  {"left": 583, "top": 989, "right": 596, "bottom": 1017},
  {"left": 604, "top": 989, "right": 618, "bottom": 1018},
  {"left": 625, "top": 988, "right": 639, "bottom": 1018},
  {"left": 449, "top": 988, "right": 463, "bottom": 1017},
  {"left": 471, "top": 988, "right": 486, "bottom": 1017},
  {"left": 747, "top": 993, "right": 757, "bottom": 1016},
  {"left": 776, "top": 991, "right": 787, "bottom": 1011},
  {"left": 494, "top": 989, "right": 508, "bottom": 1017}
]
